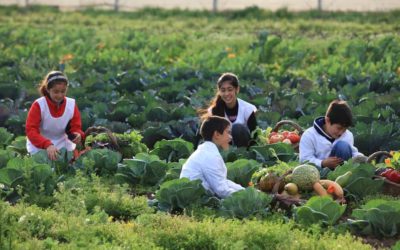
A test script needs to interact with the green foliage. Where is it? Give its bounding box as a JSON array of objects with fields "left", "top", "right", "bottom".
[
  {"left": 327, "top": 162, "right": 384, "bottom": 199},
  {"left": 347, "top": 199, "right": 400, "bottom": 237},
  {"left": 226, "top": 159, "right": 261, "bottom": 187},
  {"left": 163, "top": 160, "right": 184, "bottom": 182},
  {"left": 55, "top": 174, "right": 155, "bottom": 220},
  {"left": 32, "top": 148, "right": 74, "bottom": 175},
  {"left": 0, "top": 149, "right": 15, "bottom": 169},
  {"left": 0, "top": 157, "right": 57, "bottom": 206},
  {"left": 155, "top": 178, "right": 206, "bottom": 212},
  {"left": 6, "top": 136, "right": 27, "bottom": 156},
  {"left": 250, "top": 143, "right": 296, "bottom": 165},
  {"left": 220, "top": 187, "right": 272, "bottom": 219},
  {"left": 353, "top": 121, "right": 398, "bottom": 155},
  {"left": 79, "top": 149, "right": 122, "bottom": 176},
  {"left": 134, "top": 213, "right": 371, "bottom": 250},
  {"left": 295, "top": 196, "right": 346, "bottom": 226},
  {"left": 115, "top": 153, "right": 167, "bottom": 188},
  {"left": 0, "top": 127, "right": 13, "bottom": 149},
  {"left": 0, "top": 6, "right": 399, "bottom": 248},
  {"left": 150, "top": 138, "right": 193, "bottom": 162}
]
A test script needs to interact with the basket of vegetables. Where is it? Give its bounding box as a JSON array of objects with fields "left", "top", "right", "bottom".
[
  {"left": 269, "top": 120, "right": 303, "bottom": 151},
  {"left": 84, "top": 126, "right": 120, "bottom": 150},
  {"left": 370, "top": 151, "right": 400, "bottom": 196}
]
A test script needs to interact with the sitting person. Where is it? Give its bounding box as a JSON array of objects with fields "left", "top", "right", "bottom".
[
  {"left": 199, "top": 72, "right": 257, "bottom": 148},
  {"left": 299, "top": 100, "right": 364, "bottom": 171},
  {"left": 180, "top": 116, "right": 244, "bottom": 198},
  {"left": 26, "top": 71, "right": 84, "bottom": 160}
]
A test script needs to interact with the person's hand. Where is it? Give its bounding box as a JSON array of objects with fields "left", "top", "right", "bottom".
[
  {"left": 46, "top": 145, "right": 59, "bottom": 161},
  {"left": 71, "top": 132, "right": 82, "bottom": 145},
  {"left": 322, "top": 157, "right": 343, "bottom": 170}
]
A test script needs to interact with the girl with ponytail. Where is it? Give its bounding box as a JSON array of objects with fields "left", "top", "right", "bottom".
[
  {"left": 200, "top": 73, "right": 257, "bottom": 147},
  {"left": 26, "top": 71, "right": 84, "bottom": 160}
]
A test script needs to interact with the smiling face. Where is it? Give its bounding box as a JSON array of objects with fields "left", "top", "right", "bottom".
[
  {"left": 213, "top": 125, "right": 232, "bottom": 150},
  {"left": 324, "top": 117, "right": 347, "bottom": 139},
  {"left": 218, "top": 81, "right": 239, "bottom": 108},
  {"left": 48, "top": 82, "right": 68, "bottom": 103}
]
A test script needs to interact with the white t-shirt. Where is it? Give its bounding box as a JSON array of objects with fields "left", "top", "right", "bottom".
[
  {"left": 208, "top": 98, "right": 257, "bottom": 125},
  {"left": 180, "top": 141, "right": 244, "bottom": 198}
]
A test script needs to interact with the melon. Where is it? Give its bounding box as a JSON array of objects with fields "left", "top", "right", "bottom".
[{"left": 291, "top": 164, "right": 320, "bottom": 190}]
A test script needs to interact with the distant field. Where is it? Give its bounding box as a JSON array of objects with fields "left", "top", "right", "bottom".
[{"left": 1, "top": 0, "right": 400, "bottom": 11}]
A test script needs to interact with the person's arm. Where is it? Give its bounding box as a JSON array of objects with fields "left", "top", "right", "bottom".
[
  {"left": 66, "top": 104, "right": 85, "bottom": 144},
  {"left": 25, "top": 102, "right": 53, "bottom": 149},
  {"left": 246, "top": 112, "right": 257, "bottom": 133},
  {"left": 69, "top": 105, "right": 84, "bottom": 137},
  {"left": 299, "top": 131, "right": 323, "bottom": 168},
  {"left": 202, "top": 156, "right": 244, "bottom": 198}
]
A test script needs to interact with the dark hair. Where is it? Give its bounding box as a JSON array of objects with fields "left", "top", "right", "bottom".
[
  {"left": 38, "top": 71, "right": 69, "bottom": 96},
  {"left": 326, "top": 100, "right": 353, "bottom": 127},
  {"left": 198, "top": 72, "right": 239, "bottom": 119},
  {"left": 200, "top": 115, "right": 230, "bottom": 141}
]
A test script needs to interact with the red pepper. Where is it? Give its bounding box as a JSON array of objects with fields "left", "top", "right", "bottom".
[{"left": 386, "top": 170, "right": 400, "bottom": 183}]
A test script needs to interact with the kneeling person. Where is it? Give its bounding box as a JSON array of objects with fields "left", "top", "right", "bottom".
[{"left": 180, "top": 116, "right": 244, "bottom": 198}]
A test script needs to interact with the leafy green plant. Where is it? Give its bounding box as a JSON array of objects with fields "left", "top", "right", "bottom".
[
  {"left": 250, "top": 143, "right": 296, "bottom": 164},
  {"left": 116, "top": 153, "right": 167, "bottom": 187},
  {"left": 0, "top": 127, "right": 13, "bottom": 149},
  {"left": 79, "top": 149, "right": 122, "bottom": 176},
  {"left": 31, "top": 148, "right": 74, "bottom": 175},
  {"left": 150, "top": 138, "right": 193, "bottom": 162},
  {"left": 294, "top": 196, "right": 346, "bottom": 226},
  {"left": 347, "top": 199, "right": 400, "bottom": 237},
  {"left": 155, "top": 178, "right": 206, "bottom": 213},
  {"left": 219, "top": 187, "right": 272, "bottom": 219},
  {"left": 6, "top": 136, "right": 27, "bottom": 156},
  {"left": 0, "top": 157, "right": 58, "bottom": 206},
  {"left": 0, "top": 149, "right": 15, "bottom": 169},
  {"left": 226, "top": 159, "right": 261, "bottom": 187},
  {"left": 327, "top": 162, "right": 384, "bottom": 199}
]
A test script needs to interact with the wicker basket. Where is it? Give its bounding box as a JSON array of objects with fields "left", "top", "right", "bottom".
[
  {"left": 368, "top": 151, "right": 400, "bottom": 197},
  {"left": 269, "top": 170, "right": 307, "bottom": 210},
  {"left": 272, "top": 120, "right": 303, "bottom": 151},
  {"left": 84, "top": 126, "right": 119, "bottom": 150}
]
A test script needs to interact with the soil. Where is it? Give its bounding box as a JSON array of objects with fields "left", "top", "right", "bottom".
[{"left": 360, "top": 234, "right": 399, "bottom": 249}]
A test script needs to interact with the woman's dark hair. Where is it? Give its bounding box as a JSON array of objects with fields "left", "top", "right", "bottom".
[
  {"left": 200, "top": 115, "right": 231, "bottom": 141},
  {"left": 326, "top": 100, "right": 353, "bottom": 127},
  {"left": 198, "top": 72, "right": 239, "bottom": 119},
  {"left": 38, "top": 71, "right": 69, "bottom": 96}
]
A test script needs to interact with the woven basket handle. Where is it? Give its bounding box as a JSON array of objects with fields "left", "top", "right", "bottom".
[
  {"left": 367, "top": 151, "right": 392, "bottom": 163},
  {"left": 272, "top": 120, "right": 303, "bottom": 134},
  {"left": 271, "top": 170, "right": 293, "bottom": 194},
  {"left": 84, "top": 126, "right": 119, "bottom": 150}
]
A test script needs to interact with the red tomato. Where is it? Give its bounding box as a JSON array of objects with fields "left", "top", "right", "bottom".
[
  {"left": 269, "top": 134, "right": 284, "bottom": 144},
  {"left": 269, "top": 131, "right": 278, "bottom": 138},
  {"left": 287, "top": 132, "right": 300, "bottom": 143},
  {"left": 282, "top": 131, "right": 289, "bottom": 139}
]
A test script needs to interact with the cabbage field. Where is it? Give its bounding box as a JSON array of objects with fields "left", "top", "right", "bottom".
[{"left": 0, "top": 6, "right": 400, "bottom": 249}]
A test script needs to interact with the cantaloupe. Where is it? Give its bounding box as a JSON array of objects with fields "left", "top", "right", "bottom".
[{"left": 291, "top": 164, "right": 320, "bottom": 190}]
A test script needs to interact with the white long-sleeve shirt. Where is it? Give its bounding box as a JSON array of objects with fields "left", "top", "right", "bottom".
[
  {"left": 299, "top": 117, "right": 362, "bottom": 168},
  {"left": 180, "top": 141, "right": 244, "bottom": 198},
  {"left": 208, "top": 98, "right": 257, "bottom": 126}
]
